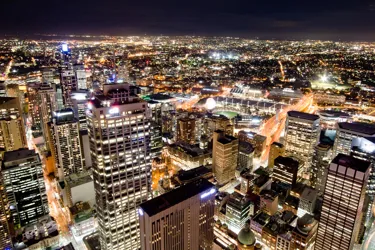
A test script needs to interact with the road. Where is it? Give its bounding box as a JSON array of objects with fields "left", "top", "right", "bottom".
[{"left": 26, "top": 124, "right": 85, "bottom": 249}]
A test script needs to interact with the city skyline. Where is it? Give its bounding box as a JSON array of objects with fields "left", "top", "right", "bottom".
[{"left": 1, "top": 1, "right": 375, "bottom": 41}]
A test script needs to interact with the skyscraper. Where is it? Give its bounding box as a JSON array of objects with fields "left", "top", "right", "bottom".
[
  {"left": 37, "top": 84, "right": 57, "bottom": 150},
  {"left": 138, "top": 179, "right": 215, "bottom": 250},
  {"left": 272, "top": 156, "right": 299, "bottom": 187},
  {"left": 238, "top": 141, "right": 254, "bottom": 172},
  {"left": 284, "top": 111, "right": 320, "bottom": 170},
  {"left": 316, "top": 154, "right": 370, "bottom": 250},
  {"left": 87, "top": 83, "right": 152, "bottom": 250},
  {"left": 0, "top": 97, "right": 27, "bottom": 152},
  {"left": 73, "top": 64, "right": 87, "bottom": 90},
  {"left": 268, "top": 142, "right": 285, "bottom": 169},
  {"left": 212, "top": 130, "right": 238, "bottom": 185},
  {"left": 71, "top": 90, "right": 89, "bottom": 131},
  {"left": 311, "top": 143, "right": 332, "bottom": 190},
  {"left": 333, "top": 122, "right": 375, "bottom": 157},
  {"left": 177, "top": 117, "right": 196, "bottom": 144},
  {"left": 1, "top": 149, "right": 49, "bottom": 228},
  {"left": 60, "top": 68, "right": 77, "bottom": 107},
  {"left": 50, "top": 108, "right": 84, "bottom": 180}
]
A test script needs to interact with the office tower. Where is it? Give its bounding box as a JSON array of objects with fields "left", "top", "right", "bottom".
[
  {"left": 204, "top": 114, "right": 233, "bottom": 137},
  {"left": 0, "top": 188, "right": 11, "bottom": 250},
  {"left": 138, "top": 179, "right": 215, "bottom": 250},
  {"left": 1, "top": 149, "right": 49, "bottom": 228},
  {"left": 260, "top": 190, "right": 278, "bottom": 216},
  {"left": 311, "top": 143, "right": 332, "bottom": 190},
  {"left": 268, "top": 142, "right": 285, "bottom": 169},
  {"left": 316, "top": 154, "right": 370, "bottom": 250},
  {"left": 213, "top": 130, "right": 238, "bottom": 185},
  {"left": 226, "top": 192, "right": 253, "bottom": 233},
  {"left": 177, "top": 117, "right": 196, "bottom": 144},
  {"left": 50, "top": 108, "right": 84, "bottom": 180},
  {"left": 60, "top": 68, "right": 77, "bottom": 107},
  {"left": 333, "top": 122, "right": 375, "bottom": 157},
  {"left": 0, "top": 97, "right": 27, "bottom": 152},
  {"left": 291, "top": 214, "right": 318, "bottom": 250},
  {"left": 284, "top": 111, "right": 320, "bottom": 170},
  {"left": 238, "top": 141, "right": 254, "bottom": 172},
  {"left": 87, "top": 83, "right": 151, "bottom": 250},
  {"left": 71, "top": 90, "right": 89, "bottom": 131},
  {"left": 73, "top": 64, "right": 87, "bottom": 90},
  {"left": 238, "top": 131, "right": 267, "bottom": 158},
  {"left": 27, "top": 83, "right": 41, "bottom": 134},
  {"left": 272, "top": 156, "right": 299, "bottom": 187},
  {"left": 147, "top": 101, "right": 163, "bottom": 159},
  {"left": 37, "top": 84, "right": 57, "bottom": 150},
  {"left": 53, "top": 83, "right": 65, "bottom": 110},
  {"left": 42, "top": 68, "right": 55, "bottom": 84},
  {"left": 297, "top": 187, "right": 317, "bottom": 217}
]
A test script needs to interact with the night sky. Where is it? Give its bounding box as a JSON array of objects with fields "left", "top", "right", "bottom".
[{"left": 2, "top": 0, "right": 375, "bottom": 41}]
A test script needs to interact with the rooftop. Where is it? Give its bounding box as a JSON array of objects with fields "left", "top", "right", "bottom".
[
  {"left": 169, "top": 141, "right": 209, "bottom": 157},
  {"left": 65, "top": 172, "right": 93, "bottom": 188},
  {"left": 287, "top": 111, "right": 319, "bottom": 121},
  {"left": 139, "top": 179, "right": 214, "bottom": 217},
  {"left": 332, "top": 153, "right": 371, "bottom": 173},
  {"left": 338, "top": 122, "right": 375, "bottom": 135},
  {"left": 3, "top": 149, "right": 37, "bottom": 163}
]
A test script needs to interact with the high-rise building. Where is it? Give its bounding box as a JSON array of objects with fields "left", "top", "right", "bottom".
[
  {"left": 204, "top": 114, "right": 233, "bottom": 137},
  {"left": 177, "top": 117, "right": 196, "bottom": 144},
  {"left": 284, "top": 111, "right": 320, "bottom": 170},
  {"left": 272, "top": 156, "right": 299, "bottom": 187},
  {"left": 50, "top": 108, "right": 84, "bottom": 180},
  {"left": 226, "top": 192, "right": 253, "bottom": 233},
  {"left": 315, "top": 154, "right": 370, "bottom": 250},
  {"left": 333, "top": 122, "right": 375, "bottom": 157},
  {"left": 60, "top": 68, "right": 77, "bottom": 107},
  {"left": 73, "top": 64, "right": 87, "bottom": 90},
  {"left": 87, "top": 83, "right": 152, "bottom": 250},
  {"left": 311, "top": 143, "right": 332, "bottom": 191},
  {"left": 1, "top": 149, "right": 49, "bottom": 228},
  {"left": 71, "top": 90, "right": 89, "bottom": 131},
  {"left": 147, "top": 101, "right": 163, "bottom": 159},
  {"left": 238, "top": 141, "right": 254, "bottom": 172},
  {"left": 0, "top": 177, "right": 11, "bottom": 249},
  {"left": 0, "top": 97, "right": 27, "bottom": 152},
  {"left": 238, "top": 131, "right": 267, "bottom": 158},
  {"left": 138, "top": 179, "right": 215, "bottom": 250},
  {"left": 213, "top": 130, "right": 238, "bottom": 185},
  {"left": 268, "top": 142, "right": 285, "bottom": 169},
  {"left": 37, "top": 84, "right": 57, "bottom": 150}
]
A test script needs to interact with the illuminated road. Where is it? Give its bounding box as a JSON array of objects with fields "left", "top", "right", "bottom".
[
  {"left": 25, "top": 124, "right": 84, "bottom": 249},
  {"left": 0, "top": 59, "right": 13, "bottom": 81}
]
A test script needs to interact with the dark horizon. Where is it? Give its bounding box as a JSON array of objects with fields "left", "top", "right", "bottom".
[{"left": 2, "top": 0, "right": 375, "bottom": 41}]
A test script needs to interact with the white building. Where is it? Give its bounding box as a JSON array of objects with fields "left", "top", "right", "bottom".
[
  {"left": 87, "top": 83, "right": 152, "bottom": 250},
  {"left": 65, "top": 172, "right": 95, "bottom": 207}
]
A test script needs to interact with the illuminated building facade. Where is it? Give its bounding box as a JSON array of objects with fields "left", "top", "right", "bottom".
[
  {"left": 166, "top": 141, "right": 211, "bottom": 171},
  {"left": 1, "top": 149, "right": 48, "bottom": 228},
  {"left": 285, "top": 111, "right": 320, "bottom": 170},
  {"left": 0, "top": 178, "right": 11, "bottom": 249},
  {"left": 73, "top": 64, "right": 87, "bottom": 90},
  {"left": 311, "top": 143, "right": 332, "bottom": 191},
  {"left": 71, "top": 90, "right": 89, "bottom": 131},
  {"left": 291, "top": 214, "right": 318, "bottom": 250},
  {"left": 238, "top": 131, "right": 266, "bottom": 158},
  {"left": 272, "top": 156, "right": 299, "bottom": 187},
  {"left": 317, "top": 110, "right": 350, "bottom": 130},
  {"left": 0, "top": 97, "right": 27, "bottom": 152},
  {"left": 268, "top": 142, "right": 285, "bottom": 169},
  {"left": 316, "top": 154, "right": 370, "bottom": 250},
  {"left": 147, "top": 101, "right": 163, "bottom": 159},
  {"left": 60, "top": 68, "right": 77, "bottom": 107},
  {"left": 333, "top": 122, "right": 375, "bottom": 157},
  {"left": 177, "top": 117, "right": 196, "bottom": 144},
  {"left": 51, "top": 109, "right": 84, "bottom": 180},
  {"left": 138, "top": 179, "right": 215, "bottom": 250},
  {"left": 213, "top": 130, "right": 238, "bottom": 185},
  {"left": 238, "top": 141, "right": 254, "bottom": 172},
  {"left": 87, "top": 83, "right": 152, "bottom": 250},
  {"left": 226, "top": 192, "right": 253, "bottom": 233}
]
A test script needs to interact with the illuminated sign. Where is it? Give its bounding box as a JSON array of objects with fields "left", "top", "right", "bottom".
[
  {"left": 109, "top": 107, "right": 119, "bottom": 114},
  {"left": 62, "top": 43, "right": 68, "bottom": 52},
  {"left": 200, "top": 188, "right": 216, "bottom": 199}
]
